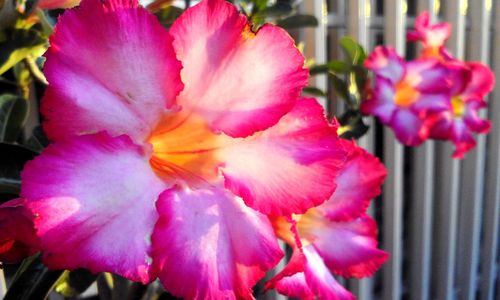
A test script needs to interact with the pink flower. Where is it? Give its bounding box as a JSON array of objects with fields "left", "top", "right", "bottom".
[
  {"left": 20, "top": 0, "right": 346, "bottom": 298},
  {"left": 426, "top": 61, "right": 495, "bottom": 158},
  {"left": 0, "top": 199, "right": 39, "bottom": 264},
  {"left": 361, "top": 46, "right": 450, "bottom": 146},
  {"left": 407, "top": 11, "right": 453, "bottom": 60},
  {"left": 266, "top": 140, "right": 388, "bottom": 299}
]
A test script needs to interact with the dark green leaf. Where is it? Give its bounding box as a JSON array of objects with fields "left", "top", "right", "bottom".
[
  {"left": 338, "top": 110, "right": 369, "bottom": 139},
  {"left": 309, "top": 60, "right": 351, "bottom": 75},
  {"left": 4, "top": 254, "right": 64, "bottom": 300},
  {"left": 154, "top": 6, "right": 184, "bottom": 28},
  {"left": 253, "top": 3, "right": 292, "bottom": 18},
  {"left": 0, "top": 143, "right": 37, "bottom": 195},
  {"left": 276, "top": 14, "right": 318, "bottom": 29},
  {"left": 0, "top": 94, "right": 28, "bottom": 142},
  {"left": 24, "top": 125, "right": 49, "bottom": 153},
  {"left": 351, "top": 65, "right": 368, "bottom": 93},
  {"left": 329, "top": 74, "right": 349, "bottom": 102},
  {"left": 54, "top": 269, "right": 98, "bottom": 297},
  {"left": 339, "top": 36, "right": 367, "bottom": 65},
  {"left": 0, "top": 28, "right": 47, "bottom": 75},
  {"left": 302, "top": 86, "right": 326, "bottom": 97}
]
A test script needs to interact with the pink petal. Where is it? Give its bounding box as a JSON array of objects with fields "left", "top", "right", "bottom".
[
  {"left": 405, "top": 59, "right": 450, "bottom": 94},
  {"left": 411, "top": 93, "right": 450, "bottom": 116},
  {"left": 21, "top": 133, "right": 166, "bottom": 283},
  {"left": 151, "top": 186, "right": 283, "bottom": 299},
  {"left": 462, "top": 62, "right": 495, "bottom": 99},
  {"left": 364, "top": 46, "right": 405, "bottom": 84},
  {"left": 220, "top": 98, "right": 346, "bottom": 216},
  {"left": 42, "top": 0, "right": 183, "bottom": 143},
  {"left": 361, "top": 76, "right": 397, "bottom": 124},
  {"left": 169, "top": 0, "right": 308, "bottom": 138},
  {"left": 318, "top": 139, "right": 386, "bottom": 222},
  {"left": 463, "top": 101, "right": 491, "bottom": 134},
  {"left": 427, "top": 112, "right": 453, "bottom": 140},
  {"left": 390, "top": 109, "right": 427, "bottom": 146},
  {"left": 267, "top": 245, "right": 354, "bottom": 300},
  {"left": 450, "top": 120, "right": 477, "bottom": 159},
  {"left": 0, "top": 199, "right": 40, "bottom": 263},
  {"left": 299, "top": 214, "right": 389, "bottom": 278}
]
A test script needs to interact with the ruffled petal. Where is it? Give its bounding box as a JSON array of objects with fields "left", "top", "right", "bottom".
[
  {"left": 169, "top": 0, "right": 308, "bottom": 138},
  {"left": 151, "top": 186, "right": 283, "bottom": 300},
  {"left": 364, "top": 46, "right": 405, "bottom": 84},
  {"left": 450, "top": 120, "right": 476, "bottom": 159},
  {"left": 462, "top": 62, "right": 495, "bottom": 99},
  {"left": 220, "top": 98, "right": 346, "bottom": 216},
  {"left": 463, "top": 101, "right": 491, "bottom": 133},
  {"left": 390, "top": 109, "right": 427, "bottom": 146},
  {"left": 318, "top": 139, "right": 386, "bottom": 222},
  {"left": 42, "top": 0, "right": 183, "bottom": 142},
  {"left": 0, "top": 199, "right": 39, "bottom": 263},
  {"left": 298, "top": 213, "right": 388, "bottom": 278},
  {"left": 405, "top": 59, "right": 450, "bottom": 94},
  {"left": 21, "top": 133, "right": 166, "bottom": 283}
]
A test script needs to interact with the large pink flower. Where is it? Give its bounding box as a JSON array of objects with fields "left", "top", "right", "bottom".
[
  {"left": 426, "top": 61, "right": 495, "bottom": 158},
  {"left": 266, "top": 140, "right": 388, "bottom": 299},
  {"left": 361, "top": 46, "right": 450, "bottom": 146},
  {"left": 20, "top": 0, "right": 346, "bottom": 298}
]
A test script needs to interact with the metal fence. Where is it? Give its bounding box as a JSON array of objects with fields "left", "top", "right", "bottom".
[{"left": 299, "top": 0, "right": 499, "bottom": 299}]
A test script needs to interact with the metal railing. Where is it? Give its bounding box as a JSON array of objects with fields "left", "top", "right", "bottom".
[{"left": 302, "top": 0, "right": 499, "bottom": 299}]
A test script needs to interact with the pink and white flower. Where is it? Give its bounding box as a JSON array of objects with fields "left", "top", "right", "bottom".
[
  {"left": 361, "top": 46, "right": 450, "bottom": 146},
  {"left": 266, "top": 140, "right": 388, "bottom": 300},
  {"left": 407, "top": 11, "right": 453, "bottom": 61},
  {"left": 19, "top": 0, "right": 347, "bottom": 298},
  {"left": 426, "top": 61, "right": 495, "bottom": 158}
]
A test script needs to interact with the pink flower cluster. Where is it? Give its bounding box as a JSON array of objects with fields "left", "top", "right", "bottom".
[
  {"left": 362, "top": 11, "right": 495, "bottom": 158},
  {"left": 0, "top": 0, "right": 388, "bottom": 299}
]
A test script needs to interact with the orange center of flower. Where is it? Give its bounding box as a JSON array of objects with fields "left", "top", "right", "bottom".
[
  {"left": 421, "top": 46, "right": 442, "bottom": 60},
  {"left": 451, "top": 96, "right": 465, "bottom": 117},
  {"left": 148, "top": 113, "right": 230, "bottom": 186},
  {"left": 394, "top": 80, "right": 419, "bottom": 107}
]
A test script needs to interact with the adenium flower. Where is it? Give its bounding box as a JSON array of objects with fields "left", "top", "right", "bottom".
[
  {"left": 425, "top": 61, "right": 495, "bottom": 158},
  {"left": 266, "top": 140, "right": 388, "bottom": 299},
  {"left": 19, "top": 0, "right": 348, "bottom": 298},
  {"left": 0, "top": 199, "right": 39, "bottom": 264},
  {"left": 361, "top": 46, "right": 450, "bottom": 146},
  {"left": 407, "top": 11, "right": 453, "bottom": 60}
]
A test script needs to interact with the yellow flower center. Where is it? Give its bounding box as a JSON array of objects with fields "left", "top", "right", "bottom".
[
  {"left": 451, "top": 96, "right": 465, "bottom": 117},
  {"left": 394, "top": 80, "right": 419, "bottom": 107},
  {"left": 148, "top": 112, "right": 230, "bottom": 186}
]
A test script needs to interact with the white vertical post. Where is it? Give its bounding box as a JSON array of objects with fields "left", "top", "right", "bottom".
[
  {"left": 0, "top": 269, "right": 6, "bottom": 298},
  {"left": 314, "top": 0, "right": 329, "bottom": 109},
  {"left": 382, "top": 1, "right": 406, "bottom": 300},
  {"left": 479, "top": 1, "right": 500, "bottom": 299}
]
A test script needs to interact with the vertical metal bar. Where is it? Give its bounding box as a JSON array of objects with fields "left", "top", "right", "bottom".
[
  {"left": 0, "top": 269, "right": 6, "bottom": 298},
  {"left": 314, "top": 0, "right": 329, "bottom": 109},
  {"left": 479, "top": 2, "right": 500, "bottom": 299},
  {"left": 408, "top": 2, "right": 437, "bottom": 300},
  {"left": 432, "top": 1, "right": 467, "bottom": 300},
  {"left": 456, "top": 0, "right": 492, "bottom": 299},
  {"left": 382, "top": 1, "right": 406, "bottom": 300},
  {"left": 346, "top": 2, "right": 374, "bottom": 298}
]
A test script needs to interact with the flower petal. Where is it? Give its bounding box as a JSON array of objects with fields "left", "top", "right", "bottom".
[
  {"left": 220, "top": 98, "right": 346, "bottom": 216},
  {"left": 42, "top": 0, "right": 183, "bottom": 143},
  {"left": 170, "top": 0, "right": 308, "bottom": 137},
  {"left": 390, "top": 109, "right": 427, "bottom": 146},
  {"left": 462, "top": 62, "right": 495, "bottom": 99},
  {"left": 21, "top": 133, "right": 166, "bottom": 283},
  {"left": 364, "top": 46, "right": 405, "bottom": 84},
  {"left": 151, "top": 186, "right": 283, "bottom": 299},
  {"left": 318, "top": 139, "right": 386, "bottom": 222},
  {"left": 405, "top": 59, "right": 449, "bottom": 94},
  {"left": 0, "top": 199, "right": 39, "bottom": 263},
  {"left": 361, "top": 76, "right": 396, "bottom": 124},
  {"left": 298, "top": 213, "right": 389, "bottom": 278}
]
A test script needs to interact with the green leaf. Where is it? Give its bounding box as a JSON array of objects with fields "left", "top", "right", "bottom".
[
  {"left": 0, "top": 28, "right": 47, "bottom": 75},
  {"left": 253, "top": 3, "right": 292, "bottom": 18},
  {"left": 4, "top": 254, "right": 64, "bottom": 300},
  {"left": 276, "top": 14, "right": 318, "bottom": 29},
  {"left": 0, "top": 94, "right": 28, "bottom": 142},
  {"left": 329, "top": 74, "right": 349, "bottom": 102},
  {"left": 302, "top": 86, "right": 326, "bottom": 97},
  {"left": 54, "top": 269, "right": 97, "bottom": 297},
  {"left": 339, "top": 36, "right": 367, "bottom": 66},
  {"left": 154, "top": 6, "right": 184, "bottom": 28},
  {"left": 24, "top": 125, "right": 49, "bottom": 153},
  {"left": 0, "top": 143, "right": 37, "bottom": 195},
  {"left": 309, "top": 60, "right": 351, "bottom": 75},
  {"left": 338, "top": 110, "right": 369, "bottom": 139}
]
